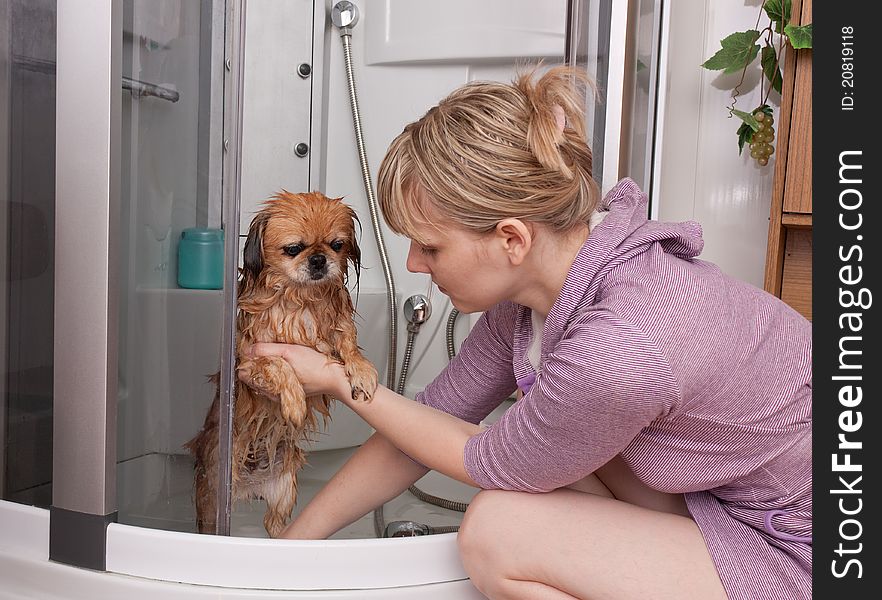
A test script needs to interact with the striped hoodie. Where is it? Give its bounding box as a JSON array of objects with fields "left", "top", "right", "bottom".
[{"left": 416, "top": 178, "right": 812, "bottom": 599}]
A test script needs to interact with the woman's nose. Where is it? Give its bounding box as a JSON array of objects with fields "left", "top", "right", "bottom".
[{"left": 406, "top": 241, "right": 428, "bottom": 274}]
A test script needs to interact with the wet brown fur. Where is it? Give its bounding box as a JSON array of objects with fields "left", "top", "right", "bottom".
[{"left": 185, "top": 191, "right": 378, "bottom": 537}]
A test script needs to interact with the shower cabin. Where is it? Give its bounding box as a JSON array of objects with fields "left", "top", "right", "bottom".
[{"left": 1, "top": 0, "right": 663, "bottom": 595}]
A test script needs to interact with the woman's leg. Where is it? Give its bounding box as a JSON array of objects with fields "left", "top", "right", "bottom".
[{"left": 457, "top": 459, "right": 725, "bottom": 600}]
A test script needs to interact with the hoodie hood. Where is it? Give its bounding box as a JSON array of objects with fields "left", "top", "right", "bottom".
[
  {"left": 541, "top": 178, "right": 705, "bottom": 352},
  {"left": 592, "top": 178, "right": 704, "bottom": 266}
]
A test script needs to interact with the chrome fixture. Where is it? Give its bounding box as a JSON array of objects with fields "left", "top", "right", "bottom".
[
  {"left": 397, "top": 294, "right": 432, "bottom": 394},
  {"left": 403, "top": 294, "right": 432, "bottom": 329},
  {"left": 384, "top": 520, "right": 431, "bottom": 537},
  {"left": 383, "top": 520, "right": 459, "bottom": 537},
  {"left": 331, "top": 1, "right": 359, "bottom": 31}
]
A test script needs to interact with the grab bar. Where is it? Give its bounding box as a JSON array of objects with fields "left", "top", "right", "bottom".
[
  {"left": 122, "top": 76, "right": 180, "bottom": 102},
  {"left": 13, "top": 55, "right": 180, "bottom": 103}
]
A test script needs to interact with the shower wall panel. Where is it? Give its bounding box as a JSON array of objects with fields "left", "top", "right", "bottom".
[{"left": 238, "top": 0, "right": 315, "bottom": 233}]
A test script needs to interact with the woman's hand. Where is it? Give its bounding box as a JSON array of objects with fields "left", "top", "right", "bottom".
[{"left": 240, "top": 343, "right": 350, "bottom": 401}]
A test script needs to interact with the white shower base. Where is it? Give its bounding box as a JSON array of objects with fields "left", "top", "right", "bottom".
[
  {"left": 0, "top": 446, "right": 487, "bottom": 598},
  {"left": 0, "top": 549, "right": 484, "bottom": 599}
]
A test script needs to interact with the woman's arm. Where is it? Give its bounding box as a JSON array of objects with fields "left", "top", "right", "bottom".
[
  {"left": 280, "top": 431, "right": 428, "bottom": 539},
  {"left": 344, "top": 384, "right": 483, "bottom": 485}
]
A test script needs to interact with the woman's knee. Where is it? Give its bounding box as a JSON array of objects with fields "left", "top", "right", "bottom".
[
  {"left": 458, "top": 491, "right": 516, "bottom": 578},
  {"left": 458, "top": 489, "right": 614, "bottom": 598},
  {"left": 458, "top": 490, "right": 501, "bottom": 555}
]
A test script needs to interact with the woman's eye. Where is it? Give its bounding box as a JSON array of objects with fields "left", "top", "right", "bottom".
[
  {"left": 419, "top": 246, "right": 437, "bottom": 256},
  {"left": 330, "top": 240, "right": 344, "bottom": 252},
  {"left": 283, "top": 244, "right": 304, "bottom": 257}
]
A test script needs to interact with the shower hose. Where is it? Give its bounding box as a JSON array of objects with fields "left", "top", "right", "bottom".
[
  {"left": 334, "top": 12, "right": 469, "bottom": 538},
  {"left": 397, "top": 317, "right": 470, "bottom": 516}
]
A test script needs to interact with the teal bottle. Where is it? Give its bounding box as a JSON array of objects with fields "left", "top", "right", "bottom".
[{"left": 177, "top": 227, "right": 224, "bottom": 289}]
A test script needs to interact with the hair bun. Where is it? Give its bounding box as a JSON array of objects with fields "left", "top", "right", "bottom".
[{"left": 517, "top": 66, "right": 590, "bottom": 180}]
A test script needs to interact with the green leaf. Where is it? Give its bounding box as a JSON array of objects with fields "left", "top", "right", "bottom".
[
  {"left": 764, "top": 0, "right": 792, "bottom": 33},
  {"left": 731, "top": 108, "right": 760, "bottom": 131},
  {"left": 702, "top": 30, "right": 762, "bottom": 74},
  {"left": 761, "top": 44, "right": 783, "bottom": 95},
  {"left": 737, "top": 122, "right": 754, "bottom": 154},
  {"left": 735, "top": 106, "right": 771, "bottom": 154},
  {"left": 785, "top": 23, "right": 812, "bottom": 49}
]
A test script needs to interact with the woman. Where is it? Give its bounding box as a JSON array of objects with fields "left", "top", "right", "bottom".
[{"left": 245, "top": 66, "right": 812, "bottom": 599}]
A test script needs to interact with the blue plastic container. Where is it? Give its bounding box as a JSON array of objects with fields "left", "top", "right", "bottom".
[{"left": 177, "top": 227, "right": 224, "bottom": 290}]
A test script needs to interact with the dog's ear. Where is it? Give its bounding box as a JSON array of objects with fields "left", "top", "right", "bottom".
[
  {"left": 242, "top": 211, "right": 270, "bottom": 285},
  {"left": 349, "top": 207, "right": 362, "bottom": 273},
  {"left": 346, "top": 206, "right": 363, "bottom": 288}
]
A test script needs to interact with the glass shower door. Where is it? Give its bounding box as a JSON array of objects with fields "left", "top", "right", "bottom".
[
  {"left": 115, "top": 0, "right": 236, "bottom": 534},
  {"left": 1, "top": 0, "right": 57, "bottom": 509},
  {"left": 566, "top": 0, "right": 664, "bottom": 200}
]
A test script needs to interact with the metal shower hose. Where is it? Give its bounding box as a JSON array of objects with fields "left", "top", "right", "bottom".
[
  {"left": 333, "top": 6, "right": 469, "bottom": 538},
  {"left": 338, "top": 20, "right": 398, "bottom": 389}
]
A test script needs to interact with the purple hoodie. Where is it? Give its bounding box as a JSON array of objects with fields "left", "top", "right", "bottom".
[{"left": 416, "top": 178, "right": 812, "bottom": 599}]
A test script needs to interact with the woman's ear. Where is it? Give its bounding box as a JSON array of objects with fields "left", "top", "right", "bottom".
[{"left": 494, "top": 218, "right": 533, "bottom": 266}]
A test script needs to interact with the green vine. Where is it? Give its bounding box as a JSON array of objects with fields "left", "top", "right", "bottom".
[{"left": 701, "top": 0, "right": 812, "bottom": 166}]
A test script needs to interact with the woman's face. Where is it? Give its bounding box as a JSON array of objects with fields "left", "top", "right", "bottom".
[{"left": 405, "top": 216, "right": 512, "bottom": 314}]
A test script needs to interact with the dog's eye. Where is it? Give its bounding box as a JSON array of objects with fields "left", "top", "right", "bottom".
[
  {"left": 283, "top": 244, "right": 304, "bottom": 257},
  {"left": 329, "top": 240, "right": 344, "bottom": 252}
]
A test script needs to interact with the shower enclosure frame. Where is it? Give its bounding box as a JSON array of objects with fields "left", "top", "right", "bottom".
[{"left": 50, "top": 0, "right": 123, "bottom": 570}]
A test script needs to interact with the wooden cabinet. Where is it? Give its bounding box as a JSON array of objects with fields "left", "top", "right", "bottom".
[{"left": 764, "top": 0, "right": 812, "bottom": 321}]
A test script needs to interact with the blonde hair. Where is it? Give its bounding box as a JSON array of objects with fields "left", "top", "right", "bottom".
[{"left": 377, "top": 65, "right": 600, "bottom": 244}]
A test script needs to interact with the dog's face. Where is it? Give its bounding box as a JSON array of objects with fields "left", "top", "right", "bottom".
[{"left": 242, "top": 191, "right": 361, "bottom": 288}]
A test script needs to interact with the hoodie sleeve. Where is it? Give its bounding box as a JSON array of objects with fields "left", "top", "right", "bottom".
[
  {"left": 462, "top": 314, "right": 681, "bottom": 492},
  {"left": 414, "top": 302, "right": 519, "bottom": 425}
]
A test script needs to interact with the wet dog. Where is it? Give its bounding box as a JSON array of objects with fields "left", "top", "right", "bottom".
[{"left": 185, "top": 191, "right": 378, "bottom": 537}]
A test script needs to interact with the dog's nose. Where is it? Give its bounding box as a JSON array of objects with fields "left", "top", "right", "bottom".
[{"left": 308, "top": 254, "right": 327, "bottom": 269}]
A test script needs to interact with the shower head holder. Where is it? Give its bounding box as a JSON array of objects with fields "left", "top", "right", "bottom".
[
  {"left": 331, "top": 1, "right": 359, "bottom": 33},
  {"left": 404, "top": 294, "right": 432, "bottom": 326}
]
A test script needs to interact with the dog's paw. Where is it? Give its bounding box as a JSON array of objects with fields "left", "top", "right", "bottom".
[
  {"left": 240, "top": 356, "right": 290, "bottom": 404},
  {"left": 346, "top": 359, "right": 378, "bottom": 403},
  {"left": 279, "top": 385, "right": 307, "bottom": 426}
]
